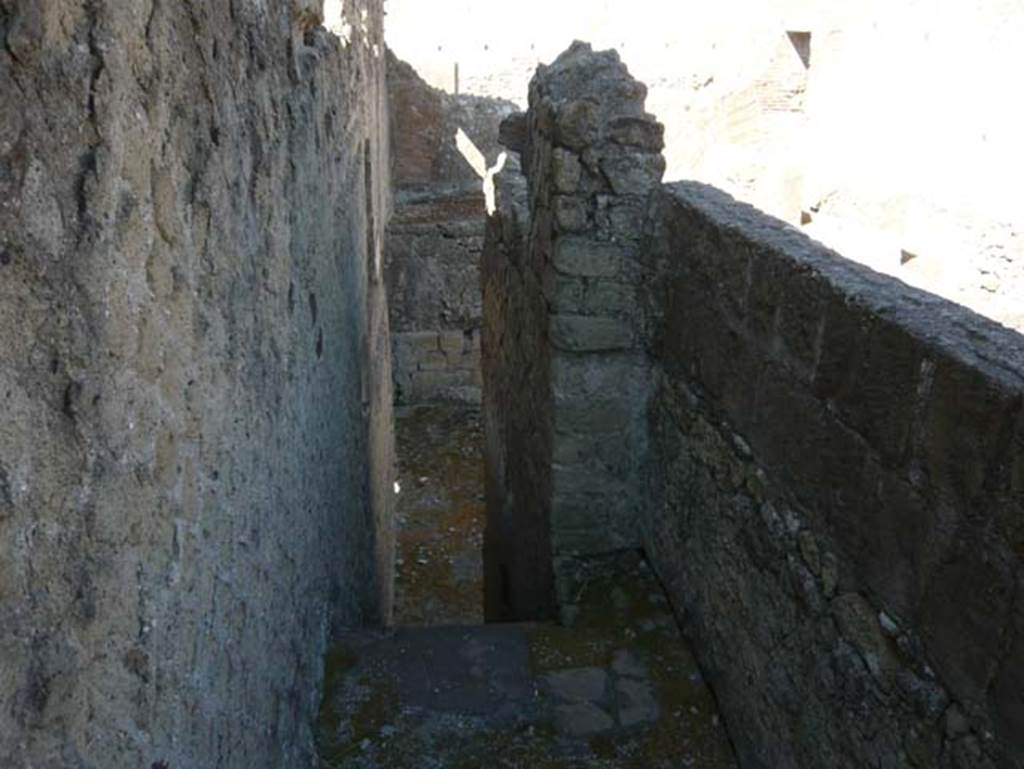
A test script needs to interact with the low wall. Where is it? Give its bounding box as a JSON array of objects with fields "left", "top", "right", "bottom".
[{"left": 643, "top": 182, "right": 1024, "bottom": 769}]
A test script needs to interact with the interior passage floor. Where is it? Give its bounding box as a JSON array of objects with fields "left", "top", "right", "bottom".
[{"left": 318, "top": 553, "right": 737, "bottom": 768}]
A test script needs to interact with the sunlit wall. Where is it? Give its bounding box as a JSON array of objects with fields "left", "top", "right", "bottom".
[{"left": 384, "top": 0, "right": 1024, "bottom": 329}]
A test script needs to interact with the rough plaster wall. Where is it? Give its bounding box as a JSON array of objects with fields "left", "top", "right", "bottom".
[
  {"left": 0, "top": 1, "right": 394, "bottom": 767},
  {"left": 385, "top": 51, "right": 515, "bottom": 404},
  {"left": 642, "top": 182, "right": 1024, "bottom": 769},
  {"left": 385, "top": 189, "right": 485, "bottom": 404}
]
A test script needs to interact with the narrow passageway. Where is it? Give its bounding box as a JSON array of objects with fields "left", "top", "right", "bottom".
[
  {"left": 391, "top": 404, "right": 486, "bottom": 626},
  {"left": 315, "top": 409, "right": 736, "bottom": 768},
  {"left": 316, "top": 26, "right": 738, "bottom": 769}
]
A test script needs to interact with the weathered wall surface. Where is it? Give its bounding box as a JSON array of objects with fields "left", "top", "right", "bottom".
[
  {"left": 481, "top": 43, "right": 662, "bottom": 620},
  {"left": 642, "top": 183, "right": 1024, "bottom": 768},
  {"left": 386, "top": 190, "right": 484, "bottom": 403},
  {"left": 484, "top": 40, "right": 1024, "bottom": 769},
  {"left": 385, "top": 52, "right": 514, "bottom": 404},
  {"left": 0, "top": 1, "right": 394, "bottom": 767},
  {"left": 480, "top": 165, "right": 557, "bottom": 620}
]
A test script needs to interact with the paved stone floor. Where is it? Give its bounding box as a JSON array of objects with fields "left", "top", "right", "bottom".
[{"left": 317, "top": 406, "right": 737, "bottom": 768}]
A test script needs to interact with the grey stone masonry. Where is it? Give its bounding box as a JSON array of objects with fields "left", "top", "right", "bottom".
[
  {"left": 643, "top": 182, "right": 1024, "bottom": 769},
  {"left": 482, "top": 38, "right": 1024, "bottom": 769},
  {"left": 481, "top": 42, "right": 664, "bottom": 620},
  {"left": 526, "top": 43, "right": 663, "bottom": 605},
  {"left": 385, "top": 51, "right": 517, "bottom": 405}
]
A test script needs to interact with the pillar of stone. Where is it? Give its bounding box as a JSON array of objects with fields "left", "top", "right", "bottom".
[{"left": 482, "top": 41, "right": 665, "bottom": 620}]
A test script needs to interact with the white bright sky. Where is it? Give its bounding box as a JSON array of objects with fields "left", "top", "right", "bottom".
[{"left": 382, "top": 0, "right": 1024, "bottom": 225}]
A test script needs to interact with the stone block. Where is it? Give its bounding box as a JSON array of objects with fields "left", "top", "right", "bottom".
[
  {"left": 745, "top": 256, "right": 786, "bottom": 340},
  {"left": 439, "top": 330, "right": 465, "bottom": 355},
  {"left": 582, "top": 280, "right": 634, "bottom": 316},
  {"left": 552, "top": 149, "right": 583, "bottom": 193},
  {"left": 498, "top": 111, "right": 528, "bottom": 153},
  {"left": 553, "top": 237, "right": 628, "bottom": 278},
  {"left": 401, "top": 330, "right": 442, "bottom": 354},
  {"left": 553, "top": 196, "right": 588, "bottom": 233},
  {"left": 548, "top": 276, "right": 585, "bottom": 313},
  {"left": 544, "top": 668, "right": 608, "bottom": 703},
  {"left": 989, "top": 595, "right": 1024, "bottom": 755},
  {"left": 550, "top": 315, "right": 633, "bottom": 352},
  {"left": 599, "top": 151, "right": 665, "bottom": 196},
  {"left": 918, "top": 356, "right": 1022, "bottom": 506},
  {"left": 453, "top": 348, "right": 481, "bottom": 370},
  {"left": 920, "top": 539, "right": 1015, "bottom": 704},
  {"left": 553, "top": 100, "right": 600, "bottom": 150},
  {"left": 608, "top": 115, "right": 665, "bottom": 152},
  {"left": 814, "top": 309, "right": 921, "bottom": 466},
  {"left": 777, "top": 272, "right": 827, "bottom": 379},
  {"left": 554, "top": 702, "right": 615, "bottom": 736},
  {"left": 661, "top": 291, "right": 761, "bottom": 431},
  {"left": 555, "top": 399, "right": 634, "bottom": 435},
  {"left": 418, "top": 350, "right": 449, "bottom": 371},
  {"left": 552, "top": 355, "right": 645, "bottom": 403},
  {"left": 616, "top": 678, "right": 659, "bottom": 726},
  {"left": 604, "top": 200, "right": 647, "bottom": 237},
  {"left": 749, "top": 364, "right": 869, "bottom": 526},
  {"left": 411, "top": 368, "right": 472, "bottom": 395}
]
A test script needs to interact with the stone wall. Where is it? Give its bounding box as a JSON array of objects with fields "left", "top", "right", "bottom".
[
  {"left": 483, "top": 40, "right": 1024, "bottom": 769},
  {"left": 385, "top": 52, "right": 514, "bottom": 404},
  {"left": 386, "top": 0, "right": 1024, "bottom": 333},
  {"left": 481, "top": 43, "right": 662, "bottom": 619},
  {"left": 0, "top": 1, "right": 394, "bottom": 767},
  {"left": 480, "top": 163, "right": 557, "bottom": 620},
  {"left": 642, "top": 182, "right": 1024, "bottom": 769},
  {"left": 386, "top": 188, "right": 484, "bottom": 403}
]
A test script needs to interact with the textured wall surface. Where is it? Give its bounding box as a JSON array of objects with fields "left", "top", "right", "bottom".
[
  {"left": 480, "top": 148, "right": 556, "bottom": 621},
  {"left": 386, "top": 190, "right": 485, "bottom": 403},
  {"left": 385, "top": 0, "right": 1024, "bottom": 333},
  {"left": 643, "top": 183, "right": 1024, "bottom": 769},
  {"left": 482, "top": 40, "right": 1024, "bottom": 768},
  {"left": 385, "top": 52, "right": 514, "bottom": 405},
  {"left": 0, "top": 1, "right": 394, "bottom": 767},
  {"left": 481, "top": 43, "right": 662, "bottom": 620}
]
